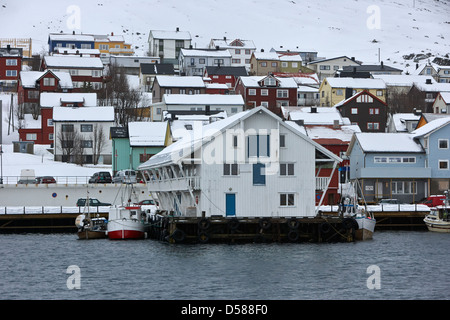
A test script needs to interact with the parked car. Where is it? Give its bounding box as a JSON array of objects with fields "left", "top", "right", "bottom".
[
  {"left": 419, "top": 195, "right": 446, "bottom": 207},
  {"left": 378, "top": 199, "right": 400, "bottom": 205},
  {"left": 138, "top": 199, "right": 158, "bottom": 214},
  {"left": 112, "top": 170, "right": 137, "bottom": 184},
  {"left": 88, "top": 171, "right": 112, "bottom": 184},
  {"left": 18, "top": 168, "right": 36, "bottom": 184},
  {"left": 35, "top": 176, "right": 56, "bottom": 184},
  {"left": 76, "top": 198, "right": 112, "bottom": 207}
]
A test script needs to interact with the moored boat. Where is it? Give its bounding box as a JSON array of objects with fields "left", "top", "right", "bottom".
[
  {"left": 76, "top": 214, "right": 108, "bottom": 239},
  {"left": 107, "top": 205, "right": 147, "bottom": 239},
  {"left": 424, "top": 190, "right": 450, "bottom": 233}
]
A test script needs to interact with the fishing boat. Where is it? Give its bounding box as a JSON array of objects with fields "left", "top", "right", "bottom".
[
  {"left": 340, "top": 180, "right": 376, "bottom": 240},
  {"left": 423, "top": 191, "right": 450, "bottom": 233},
  {"left": 75, "top": 192, "right": 107, "bottom": 240},
  {"left": 107, "top": 184, "right": 148, "bottom": 240}
]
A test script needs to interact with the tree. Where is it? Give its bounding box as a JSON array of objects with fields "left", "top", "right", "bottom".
[
  {"left": 97, "top": 62, "right": 142, "bottom": 126},
  {"left": 57, "top": 125, "right": 81, "bottom": 163},
  {"left": 92, "top": 124, "right": 106, "bottom": 165}
]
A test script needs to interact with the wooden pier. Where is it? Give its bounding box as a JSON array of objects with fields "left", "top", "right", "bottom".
[{"left": 147, "top": 214, "right": 359, "bottom": 244}]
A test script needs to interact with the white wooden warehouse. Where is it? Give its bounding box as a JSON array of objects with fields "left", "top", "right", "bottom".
[{"left": 138, "top": 106, "right": 341, "bottom": 218}]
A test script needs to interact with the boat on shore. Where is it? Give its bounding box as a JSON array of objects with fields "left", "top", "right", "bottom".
[{"left": 424, "top": 191, "right": 450, "bottom": 233}]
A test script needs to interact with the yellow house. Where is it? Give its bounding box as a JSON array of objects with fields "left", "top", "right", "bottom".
[
  {"left": 319, "top": 77, "right": 387, "bottom": 106},
  {"left": 94, "top": 33, "right": 134, "bottom": 61}
]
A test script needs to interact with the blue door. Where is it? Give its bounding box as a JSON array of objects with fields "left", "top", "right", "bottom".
[
  {"left": 253, "top": 163, "right": 266, "bottom": 185},
  {"left": 226, "top": 194, "right": 236, "bottom": 216}
]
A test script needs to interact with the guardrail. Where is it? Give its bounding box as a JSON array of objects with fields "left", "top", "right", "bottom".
[
  {"left": 1, "top": 176, "right": 93, "bottom": 185},
  {"left": 0, "top": 206, "right": 110, "bottom": 214}
]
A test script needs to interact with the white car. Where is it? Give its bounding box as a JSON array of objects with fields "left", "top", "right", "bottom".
[{"left": 112, "top": 170, "right": 137, "bottom": 184}]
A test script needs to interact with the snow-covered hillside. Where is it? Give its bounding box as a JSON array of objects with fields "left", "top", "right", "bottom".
[{"left": 1, "top": 0, "right": 449, "bottom": 65}]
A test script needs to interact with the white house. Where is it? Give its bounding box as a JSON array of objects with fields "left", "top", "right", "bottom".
[
  {"left": 53, "top": 106, "right": 114, "bottom": 164},
  {"left": 178, "top": 48, "right": 232, "bottom": 76},
  {"left": 150, "top": 94, "right": 245, "bottom": 121},
  {"left": 148, "top": 28, "right": 192, "bottom": 68},
  {"left": 138, "top": 106, "right": 341, "bottom": 218}
]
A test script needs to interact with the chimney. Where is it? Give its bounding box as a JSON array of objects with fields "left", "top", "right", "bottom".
[
  {"left": 223, "top": 36, "right": 226, "bottom": 41},
  {"left": 426, "top": 79, "right": 432, "bottom": 85},
  {"left": 261, "top": 48, "right": 264, "bottom": 52},
  {"left": 111, "top": 32, "right": 114, "bottom": 36},
  {"left": 416, "top": 63, "right": 419, "bottom": 69},
  {"left": 333, "top": 119, "right": 340, "bottom": 129},
  {"left": 381, "top": 61, "right": 384, "bottom": 68},
  {"left": 176, "top": 27, "right": 179, "bottom": 32},
  {"left": 216, "top": 45, "right": 219, "bottom": 50},
  {"left": 72, "top": 30, "right": 75, "bottom": 35},
  {"left": 311, "top": 107, "right": 317, "bottom": 113}
]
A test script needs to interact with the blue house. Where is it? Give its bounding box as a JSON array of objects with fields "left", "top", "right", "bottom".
[
  {"left": 48, "top": 33, "right": 95, "bottom": 54},
  {"left": 412, "top": 117, "right": 450, "bottom": 194},
  {"left": 347, "top": 118, "right": 450, "bottom": 203}
]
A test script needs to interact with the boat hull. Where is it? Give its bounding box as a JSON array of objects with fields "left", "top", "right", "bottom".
[
  {"left": 107, "top": 219, "right": 145, "bottom": 240},
  {"left": 355, "top": 217, "right": 376, "bottom": 240},
  {"left": 424, "top": 218, "right": 450, "bottom": 233},
  {"left": 77, "top": 230, "right": 107, "bottom": 240}
]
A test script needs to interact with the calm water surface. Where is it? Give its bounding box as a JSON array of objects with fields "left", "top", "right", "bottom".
[{"left": 0, "top": 231, "right": 448, "bottom": 300}]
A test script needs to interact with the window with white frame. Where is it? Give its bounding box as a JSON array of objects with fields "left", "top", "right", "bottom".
[
  {"left": 367, "top": 122, "right": 380, "bottom": 130},
  {"left": 280, "top": 193, "right": 295, "bottom": 207},
  {"left": 260, "top": 101, "right": 269, "bottom": 107},
  {"left": 26, "top": 133, "right": 37, "bottom": 140},
  {"left": 248, "top": 134, "right": 269, "bottom": 157},
  {"left": 282, "top": 62, "right": 288, "bottom": 68},
  {"left": 80, "top": 124, "right": 93, "bottom": 132},
  {"left": 223, "top": 163, "right": 239, "bottom": 176},
  {"left": 248, "top": 89, "right": 256, "bottom": 95},
  {"left": 43, "top": 78, "right": 55, "bottom": 86},
  {"left": 6, "top": 59, "right": 17, "bottom": 66},
  {"left": 351, "top": 108, "right": 358, "bottom": 114},
  {"left": 6, "top": 70, "right": 17, "bottom": 77},
  {"left": 392, "top": 181, "right": 417, "bottom": 194},
  {"left": 439, "top": 160, "right": 449, "bottom": 170},
  {"left": 280, "top": 134, "right": 286, "bottom": 148},
  {"left": 369, "top": 108, "right": 379, "bottom": 115},
  {"left": 47, "top": 119, "right": 53, "bottom": 127},
  {"left": 438, "top": 139, "right": 449, "bottom": 149},
  {"left": 277, "top": 89, "right": 288, "bottom": 98},
  {"left": 336, "top": 89, "right": 343, "bottom": 96},
  {"left": 264, "top": 78, "right": 276, "bottom": 86},
  {"left": 261, "top": 89, "right": 268, "bottom": 96},
  {"left": 280, "top": 163, "right": 294, "bottom": 176}
]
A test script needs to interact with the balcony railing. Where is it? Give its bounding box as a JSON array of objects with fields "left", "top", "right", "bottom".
[{"left": 145, "top": 176, "right": 201, "bottom": 192}]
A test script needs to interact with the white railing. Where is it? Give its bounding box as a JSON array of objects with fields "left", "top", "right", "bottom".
[
  {"left": 146, "top": 176, "right": 201, "bottom": 192},
  {"left": 316, "top": 177, "right": 330, "bottom": 191}
]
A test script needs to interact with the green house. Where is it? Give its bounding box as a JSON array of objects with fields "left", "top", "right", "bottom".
[{"left": 111, "top": 122, "right": 172, "bottom": 174}]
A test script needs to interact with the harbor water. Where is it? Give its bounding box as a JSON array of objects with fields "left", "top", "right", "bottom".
[{"left": 0, "top": 231, "right": 448, "bottom": 300}]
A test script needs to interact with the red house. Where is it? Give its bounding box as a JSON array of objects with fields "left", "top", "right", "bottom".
[
  {"left": 18, "top": 70, "right": 73, "bottom": 116},
  {"left": 203, "top": 66, "right": 248, "bottom": 90},
  {"left": 235, "top": 74, "right": 297, "bottom": 115},
  {"left": 0, "top": 46, "right": 22, "bottom": 92},
  {"left": 286, "top": 107, "right": 360, "bottom": 205},
  {"left": 18, "top": 92, "right": 97, "bottom": 145},
  {"left": 41, "top": 55, "right": 104, "bottom": 92}
]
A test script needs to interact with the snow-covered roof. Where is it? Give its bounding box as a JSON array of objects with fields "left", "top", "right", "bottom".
[
  {"left": 128, "top": 121, "right": 168, "bottom": 147},
  {"left": 139, "top": 107, "right": 341, "bottom": 170},
  {"left": 411, "top": 117, "right": 450, "bottom": 138},
  {"left": 438, "top": 92, "right": 450, "bottom": 104},
  {"left": 239, "top": 76, "right": 297, "bottom": 88},
  {"left": 20, "top": 70, "right": 73, "bottom": 89},
  {"left": 390, "top": 113, "right": 421, "bottom": 132},
  {"left": 49, "top": 33, "right": 94, "bottom": 42},
  {"left": 150, "top": 30, "right": 191, "bottom": 40},
  {"left": 279, "top": 54, "right": 302, "bottom": 61},
  {"left": 413, "top": 81, "right": 450, "bottom": 93},
  {"left": 353, "top": 133, "right": 423, "bottom": 153},
  {"left": 305, "top": 125, "right": 360, "bottom": 143},
  {"left": 252, "top": 51, "right": 280, "bottom": 61},
  {"left": 288, "top": 107, "right": 346, "bottom": 125},
  {"left": 44, "top": 55, "right": 104, "bottom": 69},
  {"left": 163, "top": 94, "right": 244, "bottom": 106},
  {"left": 52, "top": 106, "right": 114, "bottom": 122},
  {"left": 180, "top": 48, "right": 231, "bottom": 57},
  {"left": 373, "top": 74, "right": 436, "bottom": 87},
  {"left": 211, "top": 38, "right": 256, "bottom": 49},
  {"left": 155, "top": 75, "right": 205, "bottom": 88},
  {"left": 40, "top": 92, "right": 97, "bottom": 107},
  {"left": 53, "top": 48, "right": 100, "bottom": 55},
  {"left": 324, "top": 78, "right": 386, "bottom": 89}
]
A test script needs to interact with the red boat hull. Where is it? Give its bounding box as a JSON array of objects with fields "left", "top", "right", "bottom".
[{"left": 108, "top": 229, "right": 145, "bottom": 240}]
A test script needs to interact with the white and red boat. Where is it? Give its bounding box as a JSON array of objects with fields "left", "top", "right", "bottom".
[
  {"left": 107, "top": 204, "right": 147, "bottom": 239},
  {"left": 107, "top": 184, "right": 148, "bottom": 240}
]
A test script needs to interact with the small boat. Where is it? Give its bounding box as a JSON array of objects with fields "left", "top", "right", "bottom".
[
  {"left": 75, "top": 191, "right": 107, "bottom": 240},
  {"left": 107, "top": 184, "right": 148, "bottom": 240},
  {"left": 424, "top": 191, "right": 450, "bottom": 233},
  {"left": 76, "top": 214, "right": 108, "bottom": 239},
  {"left": 340, "top": 180, "right": 376, "bottom": 240}
]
